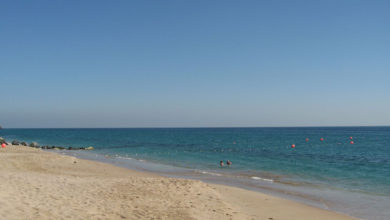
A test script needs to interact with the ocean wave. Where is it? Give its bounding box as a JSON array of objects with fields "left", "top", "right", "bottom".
[
  {"left": 251, "top": 176, "right": 274, "bottom": 182},
  {"left": 197, "top": 170, "right": 222, "bottom": 176}
]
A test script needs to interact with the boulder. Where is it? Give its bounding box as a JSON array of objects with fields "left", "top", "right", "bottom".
[
  {"left": 12, "top": 140, "right": 20, "bottom": 145},
  {"left": 21, "top": 142, "right": 27, "bottom": 146},
  {"left": 29, "top": 142, "right": 40, "bottom": 148},
  {"left": 0, "top": 137, "right": 6, "bottom": 144},
  {"left": 85, "top": 146, "right": 94, "bottom": 150}
]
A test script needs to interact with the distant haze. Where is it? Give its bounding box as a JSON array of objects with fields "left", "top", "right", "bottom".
[{"left": 1, "top": 0, "right": 389, "bottom": 128}]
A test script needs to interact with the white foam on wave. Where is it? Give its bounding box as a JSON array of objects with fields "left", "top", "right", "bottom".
[
  {"left": 112, "top": 154, "right": 145, "bottom": 162},
  {"left": 198, "top": 171, "right": 222, "bottom": 176},
  {"left": 251, "top": 176, "right": 274, "bottom": 182},
  {"left": 116, "top": 156, "right": 133, "bottom": 160}
]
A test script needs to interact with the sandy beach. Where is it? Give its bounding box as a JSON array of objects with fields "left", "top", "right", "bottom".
[{"left": 0, "top": 145, "right": 357, "bottom": 220}]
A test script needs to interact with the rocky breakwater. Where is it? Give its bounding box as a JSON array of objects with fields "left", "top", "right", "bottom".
[
  {"left": 0, "top": 137, "right": 8, "bottom": 145},
  {"left": 0, "top": 137, "right": 94, "bottom": 151}
]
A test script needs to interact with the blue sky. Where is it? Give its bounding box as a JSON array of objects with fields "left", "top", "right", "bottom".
[{"left": 1, "top": 0, "right": 389, "bottom": 128}]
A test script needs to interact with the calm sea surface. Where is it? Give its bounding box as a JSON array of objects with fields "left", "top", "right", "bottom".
[{"left": 1, "top": 127, "right": 389, "bottom": 219}]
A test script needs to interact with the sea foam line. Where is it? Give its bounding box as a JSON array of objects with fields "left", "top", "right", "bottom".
[
  {"left": 198, "top": 170, "right": 222, "bottom": 176},
  {"left": 251, "top": 176, "right": 274, "bottom": 182}
]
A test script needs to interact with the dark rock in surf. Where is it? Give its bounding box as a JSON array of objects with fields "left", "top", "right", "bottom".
[{"left": 29, "top": 142, "right": 39, "bottom": 148}]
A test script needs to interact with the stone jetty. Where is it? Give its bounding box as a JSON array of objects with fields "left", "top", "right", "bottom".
[{"left": 0, "top": 137, "right": 94, "bottom": 151}]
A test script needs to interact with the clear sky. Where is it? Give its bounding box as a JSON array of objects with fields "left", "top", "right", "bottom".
[{"left": 1, "top": 0, "right": 389, "bottom": 128}]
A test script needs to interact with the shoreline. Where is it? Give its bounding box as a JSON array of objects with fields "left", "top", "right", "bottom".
[
  {"left": 53, "top": 147, "right": 383, "bottom": 220},
  {"left": 0, "top": 144, "right": 356, "bottom": 219}
]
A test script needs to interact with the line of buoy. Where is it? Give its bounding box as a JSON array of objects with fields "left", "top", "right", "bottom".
[{"left": 292, "top": 136, "right": 356, "bottom": 148}]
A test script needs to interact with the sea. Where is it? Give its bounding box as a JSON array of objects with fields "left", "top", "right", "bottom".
[{"left": 1, "top": 127, "right": 389, "bottom": 219}]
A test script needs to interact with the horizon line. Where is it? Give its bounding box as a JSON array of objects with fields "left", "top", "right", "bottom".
[{"left": 2, "top": 125, "right": 390, "bottom": 129}]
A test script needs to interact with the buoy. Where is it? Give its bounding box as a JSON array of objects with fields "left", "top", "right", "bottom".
[
  {"left": 291, "top": 144, "right": 296, "bottom": 148},
  {"left": 1, "top": 143, "right": 6, "bottom": 148},
  {"left": 350, "top": 136, "right": 353, "bottom": 140},
  {"left": 320, "top": 138, "right": 324, "bottom": 141},
  {"left": 305, "top": 138, "right": 309, "bottom": 142},
  {"left": 350, "top": 141, "right": 354, "bottom": 144}
]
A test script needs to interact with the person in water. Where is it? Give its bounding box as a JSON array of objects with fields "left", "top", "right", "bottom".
[
  {"left": 220, "top": 160, "right": 224, "bottom": 167},
  {"left": 226, "top": 160, "right": 232, "bottom": 166}
]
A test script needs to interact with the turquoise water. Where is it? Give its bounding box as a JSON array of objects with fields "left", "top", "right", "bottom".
[{"left": 1, "top": 127, "right": 389, "bottom": 219}]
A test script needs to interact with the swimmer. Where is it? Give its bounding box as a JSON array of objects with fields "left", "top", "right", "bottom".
[
  {"left": 226, "top": 160, "right": 232, "bottom": 166},
  {"left": 220, "top": 160, "right": 224, "bottom": 167}
]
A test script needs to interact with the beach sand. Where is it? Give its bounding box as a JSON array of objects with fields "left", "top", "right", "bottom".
[{"left": 0, "top": 145, "right": 356, "bottom": 220}]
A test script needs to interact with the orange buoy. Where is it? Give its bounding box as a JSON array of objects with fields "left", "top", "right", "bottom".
[
  {"left": 1, "top": 143, "right": 6, "bottom": 148},
  {"left": 291, "top": 144, "right": 296, "bottom": 148},
  {"left": 305, "top": 138, "right": 309, "bottom": 142},
  {"left": 350, "top": 141, "right": 354, "bottom": 144},
  {"left": 320, "top": 138, "right": 324, "bottom": 141}
]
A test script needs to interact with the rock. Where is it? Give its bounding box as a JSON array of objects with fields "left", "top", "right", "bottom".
[
  {"left": 68, "top": 147, "right": 73, "bottom": 150},
  {"left": 29, "top": 142, "right": 40, "bottom": 148},
  {"left": 21, "top": 142, "right": 27, "bottom": 146},
  {"left": 12, "top": 140, "right": 20, "bottom": 145},
  {"left": 85, "top": 146, "right": 94, "bottom": 150},
  {"left": 0, "top": 137, "right": 6, "bottom": 144}
]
